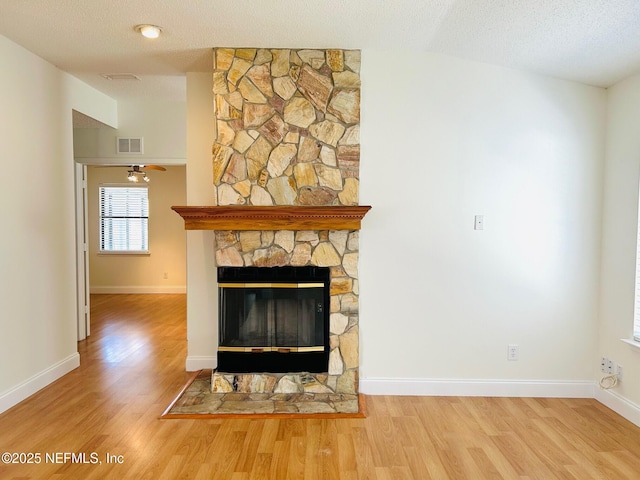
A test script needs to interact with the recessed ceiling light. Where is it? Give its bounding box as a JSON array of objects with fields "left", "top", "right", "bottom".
[
  {"left": 135, "top": 24, "right": 162, "bottom": 39},
  {"left": 102, "top": 73, "right": 141, "bottom": 81}
]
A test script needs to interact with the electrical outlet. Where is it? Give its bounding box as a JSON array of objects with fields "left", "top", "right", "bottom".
[
  {"left": 507, "top": 344, "right": 519, "bottom": 361},
  {"left": 617, "top": 364, "right": 624, "bottom": 380},
  {"left": 607, "top": 359, "right": 615, "bottom": 375},
  {"left": 600, "top": 356, "right": 608, "bottom": 373}
]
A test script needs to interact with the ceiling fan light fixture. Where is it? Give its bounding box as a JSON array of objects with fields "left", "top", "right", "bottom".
[
  {"left": 135, "top": 24, "right": 162, "bottom": 39},
  {"left": 127, "top": 170, "right": 138, "bottom": 182}
]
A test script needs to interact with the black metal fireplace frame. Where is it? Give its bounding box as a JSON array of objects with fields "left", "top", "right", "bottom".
[{"left": 217, "top": 266, "right": 331, "bottom": 373}]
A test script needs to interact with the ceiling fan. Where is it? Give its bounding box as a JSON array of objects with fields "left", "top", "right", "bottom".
[{"left": 124, "top": 164, "right": 166, "bottom": 183}]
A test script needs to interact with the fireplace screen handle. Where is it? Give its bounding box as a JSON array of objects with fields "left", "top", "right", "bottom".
[{"left": 317, "top": 303, "right": 323, "bottom": 313}]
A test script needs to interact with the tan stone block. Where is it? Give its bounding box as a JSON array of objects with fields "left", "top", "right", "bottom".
[
  {"left": 239, "top": 231, "right": 262, "bottom": 252},
  {"left": 328, "top": 89, "right": 360, "bottom": 124},
  {"left": 271, "top": 49, "right": 290, "bottom": 77},
  {"left": 310, "top": 120, "right": 345, "bottom": 147},
  {"left": 247, "top": 63, "right": 274, "bottom": 97},
  {"left": 298, "top": 49, "right": 326, "bottom": 69},
  {"left": 329, "top": 335, "right": 340, "bottom": 349},
  {"left": 284, "top": 131, "right": 300, "bottom": 144},
  {"left": 274, "top": 230, "right": 295, "bottom": 253},
  {"left": 238, "top": 77, "right": 267, "bottom": 103},
  {"left": 342, "top": 252, "right": 359, "bottom": 278},
  {"left": 218, "top": 184, "right": 245, "bottom": 205},
  {"left": 340, "top": 327, "right": 359, "bottom": 369},
  {"left": 246, "top": 136, "right": 273, "bottom": 179},
  {"left": 212, "top": 143, "right": 234, "bottom": 184},
  {"left": 221, "top": 153, "right": 247, "bottom": 184},
  {"left": 328, "top": 348, "right": 344, "bottom": 375},
  {"left": 333, "top": 71, "right": 361, "bottom": 88},
  {"left": 228, "top": 57, "right": 252, "bottom": 85},
  {"left": 336, "top": 369, "right": 357, "bottom": 395},
  {"left": 258, "top": 114, "right": 286, "bottom": 145},
  {"left": 294, "top": 163, "right": 317, "bottom": 188},
  {"left": 274, "top": 375, "right": 302, "bottom": 394},
  {"left": 326, "top": 50, "right": 344, "bottom": 71},
  {"left": 330, "top": 295, "right": 340, "bottom": 313},
  {"left": 215, "top": 48, "right": 235, "bottom": 71},
  {"left": 233, "top": 179, "right": 252, "bottom": 198},
  {"left": 249, "top": 185, "right": 273, "bottom": 206},
  {"left": 266, "top": 176, "right": 297, "bottom": 205},
  {"left": 253, "top": 246, "right": 289, "bottom": 267},
  {"left": 235, "top": 48, "right": 257, "bottom": 61},
  {"left": 331, "top": 277, "right": 353, "bottom": 295},
  {"left": 330, "top": 313, "right": 349, "bottom": 335},
  {"left": 211, "top": 373, "right": 234, "bottom": 393},
  {"left": 297, "top": 64, "right": 333, "bottom": 112},
  {"left": 344, "top": 50, "right": 361, "bottom": 74},
  {"left": 339, "top": 125, "right": 360, "bottom": 145},
  {"left": 261, "top": 231, "right": 274, "bottom": 247},
  {"left": 290, "top": 243, "right": 311, "bottom": 266},
  {"left": 297, "top": 186, "right": 337, "bottom": 206},
  {"left": 255, "top": 49, "right": 273, "bottom": 65},
  {"left": 273, "top": 76, "right": 297, "bottom": 100},
  {"left": 267, "top": 144, "right": 297, "bottom": 178},
  {"left": 284, "top": 97, "right": 316, "bottom": 128},
  {"left": 315, "top": 164, "right": 343, "bottom": 190},
  {"left": 298, "top": 136, "right": 321, "bottom": 162},
  {"left": 338, "top": 177, "right": 359, "bottom": 205},
  {"left": 347, "top": 232, "right": 359, "bottom": 251},
  {"left": 340, "top": 293, "right": 359, "bottom": 313},
  {"left": 320, "top": 145, "right": 337, "bottom": 166},
  {"left": 329, "top": 230, "right": 348, "bottom": 255},
  {"left": 244, "top": 103, "right": 274, "bottom": 128},
  {"left": 216, "top": 120, "right": 235, "bottom": 146},
  {"left": 311, "top": 242, "right": 341, "bottom": 266},
  {"left": 213, "top": 71, "right": 229, "bottom": 95},
  {"left": 214, "top": 231, "right": 237, "bottom": 248},
  {"left": 295, "top": 231, "right": 319, "bottom": 243},
  {"left": 215, "top": 246, "right": 244, "bottom": 266},
  {"left": 232, "top": 130, "right": 255, "bottom": 153},
  {"left": 258, "top": 169, "right": 269, "bottom": 187}
]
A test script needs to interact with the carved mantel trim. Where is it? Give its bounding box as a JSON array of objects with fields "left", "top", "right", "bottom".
[{"left": 171, "top": 205, "right": 372, "bottom": 231}]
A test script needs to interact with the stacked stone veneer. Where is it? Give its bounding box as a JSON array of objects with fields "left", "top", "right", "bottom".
[{"left": 211, "top": 48, "right": 361, "bottom": 400}]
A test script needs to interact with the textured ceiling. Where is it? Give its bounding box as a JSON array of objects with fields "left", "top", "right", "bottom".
[{"left": 2, "top": 0, "right": 640, "bottom": 104}]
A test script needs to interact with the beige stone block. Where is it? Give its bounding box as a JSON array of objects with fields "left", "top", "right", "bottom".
[
  {"left": 215, "top": 246, "right": 243, "bottom": 266},
  {"left": 238, "top": 77, "right": 267, "bottom": 103},
  {"left": 311, "top": 242, "right": 341, "bottom": 266},
  {"left": 330, "top": 295, "right": 340, "bottom": 313},
  {"left": 331, "top": 277, "right": 353, "bottom": 296},
  {"left": 328, "top": 348, "right": 344, "bottom": 375},
  {"left": 284, "top": 97, "right": 316, "bottom": 128},
  {"left": 212, "top": 143, "right": 234, "bottom": 184},
  {"left": 319, "top": 146, "right": 337, "bottom": 166},
  {"left": 215, "top": 48, "right": 235, "bottom": 71},
  {"left": 333, "top": 71, "right": 361, "bottom": 88},
  {"left": 244, "top": 104, "right": 275, "bottom": 128},
  {"left": 294, "top": 163, "right": 317, "bottom": 188},
  {"left": 274, "top": 375, "right": 302, "bottom": 394},
  {"left": 298, "top": 136, "right": 321, "bottom": 162},
  {"left": 255, "top": 49, "right": 273, "bottom": 65},
  {"left": 284, "top": 131, "right": 299, "bottom": 144},
  {"left": 249, "top": 185, "right": 274, "bottom": 206},
  {"left": 347, "top": 232, "right": 359, "bottom": 251},
  {"left": 271, "top": 49, "right": 291, "bottom": 77},
  {"left": 340, "top": 327, "right": 359, "bottom": 369},
  {"left": 213, "top": 71, "right": 229, "bottom": 95},
  {"left": 221, "top": 153, "right": 247, "bottom": 184},
  {"left": 326, "top": 49, "right": 344, "bottom": 71},
  {"left": 336, "top": 369, "right": 357, "bottom": 395},
  {"left": 340, "top": 293, "right": 359, "bottom": 313},
  {"left": 247, "top": 63, "right": 274, "bottom": 97},
  {"left": 214, "top": 231, "right": 237, "bottom": 249},
  {"left": 218, "top": 184, "right": 245, "bottom": 205},
  {"left": 298, "top": 49, "right": 326, "bottom": 69},
  {"left": 342, "top": 252, "right": 359, "bottom": 278},
  {"left": 211, "top": 373, "right": 234, "bottom": 393},
  {"left": 329, "top": 335, "right": 340, "bottom": 349},
  {"left": 310, "top": 120, "right": 345, "bottom": 147},
  {"left": 228, "top": 57, "right": 252, "bottom": 85},
  {"left": 339, "top": 125, "right": 360, "bottom": 145},
  {"left": 216, "top": 120, "right": 235, "bottom": 146},
  {"left": 290, "top": 243, "right": 311, "bottom": 266},
  {"left": 295, "top": 231, "right": 319, "bottom": 243},
  {"left": 328, "top": 89, "right": 360, "bottom": 124},
  {"left": 330, "top": 313, "right": 349, "bottom": 335},
  {"left": 253, "top": 246, "right": 289, "bottom": 267},
  {"left": 338, "top": 177, "right": 359, "bottom": 205},
  {"left": 246, "top": 140, "right": 272, "bottom": 181},
  {"left": 315, "top": 164, "right": 343, "bottom": 191},
  {"left": 297, "top": 186, "right": 337, "bottom": 206},
  {"left": 266, "top": 176, "right": 297, "bottom": 205},
  {"left": 297, "top": 64, "right": 333, "bottom": 112},
  {"left": 273, "top": 76, "right": 297, "bottom": 100},
  {"left": 274, "top": 230, "right": 295, "bottom": 253},
  {"left": 258, "top": 114, "right": 286, "bottom": 145},
  {"left": 329, "top": 230, "right": 348, "bottom": 255},
  {"left": 232, "top": 130, "right": 255, "bottom": 153},
  {"left": 261, "top": 231, "right": 274, "bottom": 247},
  {"left": 235, "top": 48, "right": 257, "bottom": 61},
  {"left": 239, "top": 231, "right": 262, "bottom": 252},
  {"left": 344, "top": 50, "right": 361, "bottom": 74},
  {"left": 233, "top": 179, "right": 252, "bottom": 198},
  {"left": 267, "top": 144, "right": 297, "bottom": 178},
  {"left": 225, "top": 90, "right": 244, "bottom": 111}
]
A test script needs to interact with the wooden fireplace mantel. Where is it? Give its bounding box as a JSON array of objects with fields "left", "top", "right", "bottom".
[{"left": 171, "top": 205, "right": 372, "bottom": 231}]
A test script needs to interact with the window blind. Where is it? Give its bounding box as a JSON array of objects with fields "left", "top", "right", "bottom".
[{"left": 99, "top": 185, "right": 149, "bottom": 252}]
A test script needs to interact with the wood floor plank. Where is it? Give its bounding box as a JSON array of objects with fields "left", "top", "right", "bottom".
[{"left": 1, "top": 294, "right": 640, "bottom": 479}]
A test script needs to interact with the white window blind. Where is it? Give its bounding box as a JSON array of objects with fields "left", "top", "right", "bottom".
[{"left": 99, "top": 185, "right": 149, "bottom": 253}]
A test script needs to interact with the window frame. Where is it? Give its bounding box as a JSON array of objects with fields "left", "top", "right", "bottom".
[{"left": 98, "top": 183, "right": 150, "bottom": 255}]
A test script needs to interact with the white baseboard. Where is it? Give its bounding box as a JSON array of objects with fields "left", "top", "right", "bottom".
[
  {"left": 0, "top": 353, "right": 80, "bottom": 415},
  {"left": 594, "top": 387, "right": 640, "bottom": 428},
  {"left": 90, "top": 286, "right": 186, "bottom": 294},
  {"left": 186, "top": 355, "right": 217, "bottom": 372},
  {"left": 360, "top": 377, "right": 596, "bottom": 398}
]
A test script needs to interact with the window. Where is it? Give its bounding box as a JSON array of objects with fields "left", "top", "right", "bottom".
[{"left": 99, "top": 185, "right": 149, "bottom": 253}]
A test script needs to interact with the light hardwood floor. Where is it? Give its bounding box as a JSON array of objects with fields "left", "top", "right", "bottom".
[{"left": 1, "top": 294, "right": 640, "bottom": 479}]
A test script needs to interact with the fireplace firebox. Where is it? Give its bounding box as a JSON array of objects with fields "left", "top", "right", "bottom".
[{"left": 217, "top": 266, "right": 330, "bottom": 373}]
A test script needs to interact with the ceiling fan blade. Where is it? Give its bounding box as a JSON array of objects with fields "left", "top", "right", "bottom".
[{"left": 141, "top": 165, "right": 167, "bottom": 171}]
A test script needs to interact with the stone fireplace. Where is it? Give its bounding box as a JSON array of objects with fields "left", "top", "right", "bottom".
[{"left": 173, "top": 47, "right": 367, "bottom": 413}]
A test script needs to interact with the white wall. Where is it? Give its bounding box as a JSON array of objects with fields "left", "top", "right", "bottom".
[
  {"left": 597, "top": 72, "right": 640, "bottom": 414},
  {"left": 74, "top": 98, "right": 186, "bottom": 164},
  {"left": 87, "top": 165, "right": 187, "bottom": 293},
  {"left": 185, "top": 72, "right": 218, "bottom": 371},
  {"left": 0, "top": 35, "right": 117, "bottom": 413},
  {"left": 358, "top": 51, "right": 606, "bottom": 396}
]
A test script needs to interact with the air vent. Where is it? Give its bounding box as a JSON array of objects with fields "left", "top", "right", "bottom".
[
  {"left": 102, "top": 73, "right": 141, "bottom": 81},
  {"left": 117, "top": 137, "right": 144, "bottom": 154}
]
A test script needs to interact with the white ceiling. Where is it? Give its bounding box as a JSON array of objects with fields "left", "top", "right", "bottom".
[{"left": 2, "top": 0, "right": 640, "bottom": 104}]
